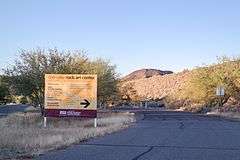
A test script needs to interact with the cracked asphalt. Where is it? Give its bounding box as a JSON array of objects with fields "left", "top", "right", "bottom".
[{"left": 39, "top": 111, "right": 240, "bottom": 160}]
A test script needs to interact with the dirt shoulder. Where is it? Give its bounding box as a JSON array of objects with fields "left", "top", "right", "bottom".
[
  {"left": 206, "top": 111, "right": 240, "bottom": 121},
  {"left": 0, "top": 111, "right": 135, "bottom": 159}
]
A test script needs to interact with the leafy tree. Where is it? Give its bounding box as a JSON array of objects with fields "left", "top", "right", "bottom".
[
  {"left": 119, "top": 82, "right": 143, "bottom": 103},
  {"left": 0, "top": 75, "right": 9, "bottom": 104},
  {"left": 5, "top": 48, "right": 118, "bottom": 114},
  {"left": 86, "top": 59, "right": 119, "bottom": 105}
]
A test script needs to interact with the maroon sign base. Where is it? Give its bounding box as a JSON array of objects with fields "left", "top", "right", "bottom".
[{"left": 45, "top": 109, "right": 97, "bottom": 118}]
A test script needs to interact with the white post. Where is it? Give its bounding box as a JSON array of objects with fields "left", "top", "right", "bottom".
[
  {"left": 94, "top": 118, "right": 97, "bottom": 128},
  {"left": 43, "top": 117, "right": 47, "bottom": 128},
  {"left": 145, "top": 102, "right": 148, "bottom": 109}
]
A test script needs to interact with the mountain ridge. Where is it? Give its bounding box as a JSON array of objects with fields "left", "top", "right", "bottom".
[{"left": 122, "top": 69, "right": 173, "bottom": 81}]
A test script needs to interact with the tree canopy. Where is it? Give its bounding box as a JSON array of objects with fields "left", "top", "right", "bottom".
[{"left": 5, "top": 48, "right": 119, "bottom": 113}]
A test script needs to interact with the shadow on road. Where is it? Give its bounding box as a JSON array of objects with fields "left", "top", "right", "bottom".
[{"left": 0, "top": 104, "right": 31, "bottom": 116}]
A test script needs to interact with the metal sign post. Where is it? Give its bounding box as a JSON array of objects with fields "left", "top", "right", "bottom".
[
  {"left": 43, "top": 117, "right": 47, "bottom": 128},
  {"left": 145, "top": 102, "right": 148, "bottom": 109},
  {"left": 94, "top": 118, "right": 97, "bottom": 128}
]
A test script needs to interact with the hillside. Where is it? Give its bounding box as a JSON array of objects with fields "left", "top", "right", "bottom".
[
  {"left": 122, "top": 69, "right": 173, "bottom": 81},
  {"left": 119, "top": 69, "right": 190, "bottom": 103},
  {"left": 119, "top": 59, "right": 240, "bottom": 112}
]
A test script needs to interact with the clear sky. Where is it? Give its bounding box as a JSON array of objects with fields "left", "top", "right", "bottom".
[{"left": 1, "top": 0, "right": 240, "bottom": 76}]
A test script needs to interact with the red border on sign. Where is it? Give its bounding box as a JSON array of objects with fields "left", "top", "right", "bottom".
[{"left": 45, "top": 109, "right": 97, "bottom": 118}]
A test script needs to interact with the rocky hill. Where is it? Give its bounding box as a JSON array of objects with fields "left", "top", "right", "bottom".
[
  {"left": 120, "top": 61, "right": 240, "bottom": 112},
  {"left": 122, "top": 69, "right": 173, "bottom": 81},
  {"left": 119, "top": 69, "right": 190, "bottom": 103}
]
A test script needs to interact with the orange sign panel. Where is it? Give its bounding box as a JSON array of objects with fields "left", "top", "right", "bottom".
[{"left": 44, "top": 74, "right": 97, "bottom": 117}]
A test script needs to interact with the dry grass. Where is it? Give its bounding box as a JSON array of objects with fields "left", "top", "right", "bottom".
[{"left": 0, "top": 112, "right": 135, "bottom": 159}]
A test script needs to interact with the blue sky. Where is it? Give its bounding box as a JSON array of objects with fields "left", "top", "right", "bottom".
[{"left": 1, "top": 0, "right": 240, "bottom": 76}]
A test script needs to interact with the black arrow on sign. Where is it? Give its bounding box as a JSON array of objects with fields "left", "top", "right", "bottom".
[{"left": 80, "top": 99, "right": 90, "bottom": 108}]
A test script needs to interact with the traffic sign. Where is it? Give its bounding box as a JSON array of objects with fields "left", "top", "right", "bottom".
[{"left": 44, "top": 74, "right": 97, "bottom": 118}]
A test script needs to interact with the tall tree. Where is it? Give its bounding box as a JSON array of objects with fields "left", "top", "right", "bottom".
[{"left": 5, "top": 48, "right": 118, "bottom": 114}]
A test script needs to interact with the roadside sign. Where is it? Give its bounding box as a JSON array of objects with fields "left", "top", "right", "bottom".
[
  {"left": 216, "top": 86, "right": 224, "bottom": 96},
  {"left": 44, "top": 74, "right": 97, "bottom": 118}
]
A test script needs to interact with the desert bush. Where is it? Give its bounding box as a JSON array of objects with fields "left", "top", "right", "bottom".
[
  {"left": 164, "top": 95, "right": 187, "bottom": 110},
  {"left": 119, "top": 81, "right": 144, "bottom": 103},
  {"left": 181, "top": 56, "right": 240, "bottom": 109}
]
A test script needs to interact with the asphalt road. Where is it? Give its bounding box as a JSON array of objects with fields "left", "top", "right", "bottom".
[
  {"left": 39, "top": 111, "right": 240, "bottom": 160},
  {"left": 0, "top": 104, "right": 30, "bottom": 116}
]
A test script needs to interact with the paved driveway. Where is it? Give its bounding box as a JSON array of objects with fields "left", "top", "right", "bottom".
[
  {"left": 0, "top": 104, "right": 30, "bottom": 116},
  {"left": 39, "top": 111, "right": 240, "bottom": 160}
]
